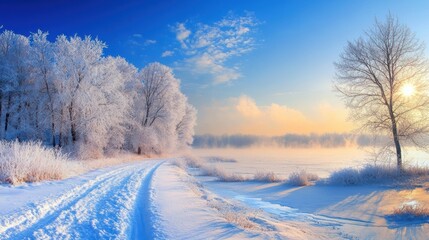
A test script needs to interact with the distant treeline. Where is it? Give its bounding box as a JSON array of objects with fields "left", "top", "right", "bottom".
[{"left": 193, "top": 133, "right": 388, "bottom": 148}]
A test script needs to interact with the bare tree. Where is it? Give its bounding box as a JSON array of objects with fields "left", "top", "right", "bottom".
[{"left": 334, "top": 14, "right": 429, "bottom": 170}]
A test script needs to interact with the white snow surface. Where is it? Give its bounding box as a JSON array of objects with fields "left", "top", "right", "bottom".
[
  {"left": 3, "top": 157, "right": 428, "bottom": 239},
  {"left": 0, "top": 158, "right": 337, "bottom": 239}
]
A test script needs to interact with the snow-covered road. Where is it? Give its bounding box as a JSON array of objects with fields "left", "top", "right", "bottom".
[{"left": 0, "top": 160, "right": 163, "bottom": 239}]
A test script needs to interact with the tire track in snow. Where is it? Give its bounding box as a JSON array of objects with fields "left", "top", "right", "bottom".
[
  {"left": 30, "top": 167, "right": 138, "bottom": 239},
  {"left": 130, "top": 161, "right": 165, "bottom": 240},
  {"left": 0, "top": 164, "right": 133, "bottom": 237},
  {"left": 0, "top": 161, "right": 163, "bottom": 240}
]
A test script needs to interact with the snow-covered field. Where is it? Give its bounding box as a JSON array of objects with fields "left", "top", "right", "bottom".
[
  {"left": 192, "top": 147, "right": 429, "bottom": 178},
  {"left": 2, "top": 151, "right": 429, "bottom": 239}
]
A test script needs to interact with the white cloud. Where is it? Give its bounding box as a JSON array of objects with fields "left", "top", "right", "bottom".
[
  {"left": 175, "top": 23, "right": 191, "bottom": 48},
  {"left": 173, "top": 12, "right": 258, "bottom": 84},
  {"left": 144, "top": 39, "right": 157, "bottom": 45},
  {"left": 161, "top": 50, "right": 174, "bottom": 57},
  {"left": 128, "top": 35, "right": 156, "bottom": 48}
]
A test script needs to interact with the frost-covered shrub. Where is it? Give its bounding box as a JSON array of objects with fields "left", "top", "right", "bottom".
[
  {"left": 75, "top": 141, "right": 104, "bottom": 160},
  {"left": 388, "top": 203, "right": 429, "bottom": 220},
  {"left": 328, "top": 168, "right": 361, "bottom": 185},
  {"left": 184, "top": 155, "right": 203, "bottom": 168},
  {"left": 201, "top": 165, "right": 248, "bottom": 182},
  {"left": 287, "top": 170, "right": 319, "bottom": 186},
  {"left": 327, "top": 164, "right": 429, "bottom": 185},
  {"left": 253, "top": 171, "right": 283, "bottom": 182},
  {"left": 0, "top": 141, "right": 83, "bottom": 184}
]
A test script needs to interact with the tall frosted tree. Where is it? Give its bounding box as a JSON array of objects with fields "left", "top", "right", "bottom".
[
  {"left": 29, "top": 30, "right": 57, "bottom": 145},
  {"left": 334, "top": 15, "right": 429, "bottom": 170},
  {"left": 130, "top": 62, "right": 196, "bottom": 155},
  {"left": 0, "top": 30, "right": 30, "bottom": 139}
]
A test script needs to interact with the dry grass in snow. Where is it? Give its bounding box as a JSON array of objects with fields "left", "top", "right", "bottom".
[
  {"left": 0, "top": 141, "right": 84, "bottom": 185},
  {"left": 287, "top": 170, "right": 319, "bottom": 186},
  {"left": 327, "top": 164, "right": 429, "bottom": 185},
  {"left": 253, "top": 171, "right": 283, "bottom": 183},
  {"left": 388, "top": 203, "right": 429, "bottom": 220},
  {"left": 201, "top": 165, "right": 248, "bottom": 182}
]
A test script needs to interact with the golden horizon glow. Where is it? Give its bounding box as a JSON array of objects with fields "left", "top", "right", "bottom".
[
  {"left": 196, "top": 95, "right": 354, "bottom": 135},
  {"left": 401, "top": 83, "right": 415, "bottom": 97}
]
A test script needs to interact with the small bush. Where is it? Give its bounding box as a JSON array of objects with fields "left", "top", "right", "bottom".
[
  {"left": 388, "top": 203, "right": 429, "bottom": 220},
  {"left": 327, "top": 164, "right": 429, "bottom": 185},
  {"left": 206, "top": 156, "right": 237, "bottom": 163},
  {"left": 0, "top": 141, "right": 83, "bottom": 185},
  {"left": 328, "top": 168, "right": 361, "bottom": 185},
  {"left": 201, "top": 165, "right": 248, "bottom": 182},
  {"left": 287, "top": 170, "right": 319, "bottom": 186},
  {"left": 253, "top": 171, "right": 283, "bottom": 182},
  {"left": 183, "top": 155, "right": 203, "bottom": 168}
]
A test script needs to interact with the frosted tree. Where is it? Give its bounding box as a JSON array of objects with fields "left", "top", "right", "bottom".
[
  {"left": 76, "top": 56, "right": 135, "bottom": 157},
  {"left": 29, "top": 30, "right": 58, "bottom": 145},
  {"left": 54, "top": 35, "right": 106, "bottom": 148},
  {"left": 334, "top": 15, "right": 429, "bottom": 170},
  {"left": 130, "top": 62, "right": 196, "bottom": 155},
  {"left": 0, "top": 30, "right": 30, "bottom": 139},
  {"left": 102, "top": 57, "right": 138, "bottom": 154},
  {"left": 176, "top": 103, "right": 197, "bottom": 148}
]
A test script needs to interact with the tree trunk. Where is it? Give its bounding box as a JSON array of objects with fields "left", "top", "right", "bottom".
[
  {"left": 0, "top": 93, "right": 2, "bottom": 137},
  {"left": 51, "top": 120, "right": 56, "bottom": 147},
  {"left": 4, "top": 94, "right": 11, "bottom": 133},
  {"left": 389, "top": 107, "right": 402, "bottom": 171},
  {"left": 393, "top": 131, "right": 402, "bottom": 170},
  {"left": 137, "top": 147, "right": 142, "bottom": 155},
  {"left": 59, "top": 108, "right": 64, "bottom": 147},
  {"left": 69, "top": 102, "right": 77, "bottom": 142}
]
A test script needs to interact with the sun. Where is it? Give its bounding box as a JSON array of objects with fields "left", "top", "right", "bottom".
[{"left": 401, "top": 84, "right": 415, "bottom": 97}]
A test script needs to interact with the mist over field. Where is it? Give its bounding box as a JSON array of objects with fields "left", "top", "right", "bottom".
[
  {"left": 193, "top": 133, "right": 387, "bottom": 148},
  {"left": 192, "top": 145, "right": 429, "bottom": 178}
]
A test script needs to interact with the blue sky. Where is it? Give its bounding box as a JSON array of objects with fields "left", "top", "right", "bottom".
[{"left": 2, "top": 0, "right": 429, "bottom": 135}]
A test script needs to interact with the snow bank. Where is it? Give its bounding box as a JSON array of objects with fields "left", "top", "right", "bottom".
[{"left": 0, "top": 141, "right": 83, "bottom": 184}]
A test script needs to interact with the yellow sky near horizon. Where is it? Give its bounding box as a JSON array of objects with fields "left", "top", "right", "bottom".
[{"left": 196, "top": 95, "right": 354, "bottom": 136}]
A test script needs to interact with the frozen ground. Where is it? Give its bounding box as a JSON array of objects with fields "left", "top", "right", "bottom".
[{"left": 1, "top": 155, "right": 429, "bottom": 239}]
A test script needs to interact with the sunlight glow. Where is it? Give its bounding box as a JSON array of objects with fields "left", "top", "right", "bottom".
[{"left": 401, "top": 84, "right": 415, "bottom": 97}]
